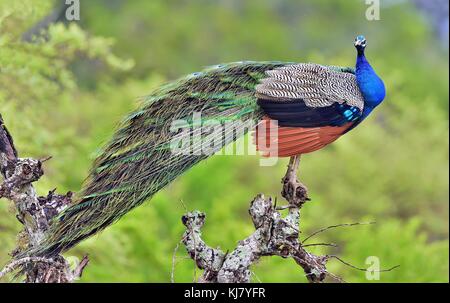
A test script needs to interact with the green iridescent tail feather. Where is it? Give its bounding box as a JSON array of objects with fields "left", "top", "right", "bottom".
[{"left": 22, "top": 61, "right": 288, "bottom": 256}]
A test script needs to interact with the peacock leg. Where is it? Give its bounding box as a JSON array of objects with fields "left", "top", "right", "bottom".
[{"left": 281, "top": 155, "right": 310, "bottom": 207}]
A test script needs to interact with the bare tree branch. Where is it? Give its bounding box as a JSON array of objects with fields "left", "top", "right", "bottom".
[
  {"left": 178, "top": 155, "right": 332, "bottom": 283},
  {"left": 0, "top": 115, "right": 88, "bottom": 283},
  {"left": 178, "top": 155, "right": 400, "bottom": 283}
]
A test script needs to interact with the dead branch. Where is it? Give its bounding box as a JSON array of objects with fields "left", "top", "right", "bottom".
[
  {"left": 0, "top": 114, "right": 88, "bottom": 282},
  {"left": 179, "top": 155, "right": 331, "bottom": 283}
]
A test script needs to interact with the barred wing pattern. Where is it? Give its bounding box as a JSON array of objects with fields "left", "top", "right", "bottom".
[
  {"left": 256, "top": 63, "right": 364, "bottom": 109},
  {"left": 255, "top": 63, "right": 365, "bottom": 127}
]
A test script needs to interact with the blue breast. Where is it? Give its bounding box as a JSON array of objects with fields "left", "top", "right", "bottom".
[{"left": 355, "top": 54, "right": 386, "bottom": 110}]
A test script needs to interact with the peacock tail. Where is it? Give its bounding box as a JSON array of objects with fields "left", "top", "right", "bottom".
[{"left": 26, "top": 61, "right": 290, "bottom": 256}]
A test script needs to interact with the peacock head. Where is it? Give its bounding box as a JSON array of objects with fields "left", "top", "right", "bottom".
[{"left": 354, "top": 35, "right": 367, "bottom": 52}]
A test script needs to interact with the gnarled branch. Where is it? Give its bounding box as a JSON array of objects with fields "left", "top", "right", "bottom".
[
  {"left": 179, "top": 155, "right": 330, "bottom": 283},
  {"left": 0, "top": 114, "right": 88, "bottom": 283}
]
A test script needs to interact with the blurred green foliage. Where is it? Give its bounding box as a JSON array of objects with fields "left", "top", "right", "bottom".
[{"left": 0, "top": 0, "right": 448, "bottom": 282}]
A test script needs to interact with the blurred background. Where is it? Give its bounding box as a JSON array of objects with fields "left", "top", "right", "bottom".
[{"left": 0, "top": 0, "right": 448, "bottom": 282}]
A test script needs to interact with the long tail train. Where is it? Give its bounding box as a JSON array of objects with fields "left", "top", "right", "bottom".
[{"left": 23, "top": 61, "right": 287, "bottom": 256}]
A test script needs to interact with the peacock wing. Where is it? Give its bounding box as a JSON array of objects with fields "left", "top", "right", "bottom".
[{"left": 255, "top": 63, "right": 365, "bottom": 127}]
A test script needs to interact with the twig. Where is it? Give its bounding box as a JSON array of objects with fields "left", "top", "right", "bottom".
[
  {"left": 251, "top": 270, "right": 262, "bottom": 283},
  {"left": 39, "top": 155, "right": 53, "bottom": 163},
  {"left": 179, "top": 199, "right": 188, "bottom": 212},
  {"left": 71, "top": 255, "right": 89, "bottom": 279},
  {"left": 0, "top": 257, "right": 56, "bottom": 279},
  {"left": 171, "top": 233, "right": 189, "bottom": 283},
  {"left": 302, "top": 242, "right": 338, "bottom": 248},
  {"left": 302, "top": 222, "right": 376, "bottom": 243},
  {"left": 327, "top": 255, "right": 400, "bottom": 273},
  {"left": 171, "top": 241, "right": 181, "bottom": 283}
]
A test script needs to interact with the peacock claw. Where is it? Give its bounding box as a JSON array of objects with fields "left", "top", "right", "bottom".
[{"left": 281, "top": 156, "right": 310, "bottom": 207}]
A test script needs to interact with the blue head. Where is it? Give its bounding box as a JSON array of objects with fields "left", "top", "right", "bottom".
[
  {"left": 354, "top": 35, "right": 386, "bottom": 110},
  {"left": 354, "top": 35, "right": 367, "bottom": 54}
]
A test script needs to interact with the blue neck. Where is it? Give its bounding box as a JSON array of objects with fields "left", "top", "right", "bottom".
[{"left": 355, "top": 50, "right": 385, "bottom": 116}]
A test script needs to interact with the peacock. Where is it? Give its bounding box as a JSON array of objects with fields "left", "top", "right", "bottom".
[{"left": 24, "top": 35, "right": 386, "bottom": 257}]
